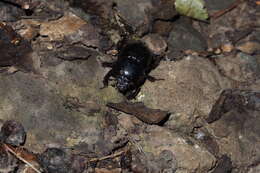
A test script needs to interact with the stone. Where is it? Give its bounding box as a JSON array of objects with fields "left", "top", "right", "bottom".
[
  {"left": 152, "top": 20, "right": 174, "bottom": 37},
  {"left": 69, "top": 0, "right": 114, "bottom": 20},
  {"left": 150, "top": 0, "right": 177, "bottom": 20},
  {"left": 137, "top": 126, "right": 216, "bottom": 173},
  {"left": 211, "top": 155, "right": 232, "bottom": 173},
  {"left": 0, "top": 120, "right": 26, "bottom": 147},
  {"left": 204, "top": 1, "right": 258, "bottom": 49},
  {"left": 39, "top": 148, "right": 85, "bottom": 173},
  {"left": 215, "top": 53, "right": 260, "bottom": 83},
  {"left": 209, "top": 101, "right": 260, "bottom": 170},
  {"left": 0, "top": 1, "right": 24, "bottom": 22},
  {"left": 114, "top": 0, "right": 153, "bottom": 35},
  {"left": 138, "top": 56, "right": 231, "bottom": 132},
  {"left": 0, "top": 53, "right": 123, "bottom": 152},
  {"left": 167, "top": 18, "right": 207, "bottom": 60},
  {"left": 142, "top": 34, "right": 167, "bottom": 56}
]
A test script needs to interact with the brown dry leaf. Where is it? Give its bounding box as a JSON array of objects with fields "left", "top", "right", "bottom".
[
  {"left": 39, "top": 14, "right": 86, "bottom": 41},
  {"left": 17, "top": 20, "right": 40, "bottom": 41},
  {"left": 11, "top": 147, "right": 37, "bottom": 162},
  {"left": 4, "top": 144, "right": 42, "bottom": 173},
  {"left": 236, "top": 41, "right": 260, "bottom": 54},
  {"left": 0, "top": 22, "right": 35, "bottom": 73},
  {"left": 107, "top": 102, "right": 170, "bottom": 124},
  {"left": 0, "top": 143, "right": 18, "bottom": 172},
  {"left": 206, "top": 89, "right": 260, "bottom": 123}
]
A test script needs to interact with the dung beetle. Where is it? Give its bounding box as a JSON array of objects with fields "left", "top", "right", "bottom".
[{"left": 102, "top": 41, "right": 160, "bottom": 99}]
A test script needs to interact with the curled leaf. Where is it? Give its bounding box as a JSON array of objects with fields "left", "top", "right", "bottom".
[
  {"left": 107, "top": 101, "right": 170, "bottom": 125},
  {"left": 175, "top": 0, "right": 209, "bottom": 20}
]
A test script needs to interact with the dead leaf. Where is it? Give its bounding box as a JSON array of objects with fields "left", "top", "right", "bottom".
[
  {"left": 107, "top": 102, "right": 170, "bottom": 125},
  {"left": 0, "top": 22, "right": 35, "bottom": 73}
]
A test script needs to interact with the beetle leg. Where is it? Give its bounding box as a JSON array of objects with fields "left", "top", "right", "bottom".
[
  {"left": 102, "top": 62, "right": 114, "bottom": 68},
  {"left": 147, "top": 75, "right": 164, "bottom": 82},
  {"left": 150, "top": 55, "right": 163, "bottom": 70},
  {"left": 101, "top": 70, "right": 114, "bottom": 89},
  {"left": 126, "top": 87, "right": 141, "bottom": 99}
]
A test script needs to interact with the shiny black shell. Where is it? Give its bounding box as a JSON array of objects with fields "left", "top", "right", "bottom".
[
  {"left": 103, "top": 41, "right": 154, "bottom": 99},
  {"left": 115, "top": 42, "right": 152, "bottom": 80}
]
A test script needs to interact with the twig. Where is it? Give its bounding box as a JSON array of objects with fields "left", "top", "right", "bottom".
[
  {"left": 89, "top": 150, "right": 126, "bottom": 162},
  {"left": 211, "top": 0, "right": 244, "bottom": 19},
  {"left": 3, "top": 144, "right": 42, "bottom": 173}
]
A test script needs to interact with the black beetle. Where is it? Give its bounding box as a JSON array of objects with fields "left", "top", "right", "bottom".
[{"left": 102, "top": 41, "right": 160, "bottom": 99}]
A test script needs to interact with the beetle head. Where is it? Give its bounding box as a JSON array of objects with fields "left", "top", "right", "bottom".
[{"left": 116, "top": 75, "right": 132, "bottom": 93}]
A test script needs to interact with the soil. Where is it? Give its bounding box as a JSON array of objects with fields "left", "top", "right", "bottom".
[{"left": 0, "top": 0, "right": 259, "bottom": 173}]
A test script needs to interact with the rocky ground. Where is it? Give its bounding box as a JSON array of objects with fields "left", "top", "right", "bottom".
[{"left": 0, "top": 0, "right": 259, "bottom": 173}]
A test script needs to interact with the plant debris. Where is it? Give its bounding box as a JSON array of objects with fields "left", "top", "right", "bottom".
[
  {"left": 175, "top": 0, "right": 209, "bottom": 20},
  {"left": 211, "top": 155, "right": 232, "bottom": 173},
  {"left": 210, "top": 0, "right": 243, "bottom": 19},
  {"left": 107, "top": 101, "right": 170, "bottom": 124},
  {"left": 206, "top": 89, "right": 260, "bottom": 123},
  {"left": 0, "top": 144, "right": 18, "bottom": 173},
  {"left": 0, "top": 22, "right": 34, "bottom": 72},
  {"left": 3, "top": 144, "right": 42, "bottom": 173}
]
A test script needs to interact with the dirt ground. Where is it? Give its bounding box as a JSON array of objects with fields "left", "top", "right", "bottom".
[{"left": 0, "top": 0, "right": 259, "bottom": 173}]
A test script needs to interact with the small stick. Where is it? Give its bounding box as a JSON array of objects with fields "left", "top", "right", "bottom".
[
  {"left": 4, "top": 144, "right": 42, "bottom": 173},
  {"left": 89, "top": 150, "right": 126, "bottom": 162},
  {"left": 211, "top": 0, "right": 244, "bottom": 19}
]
